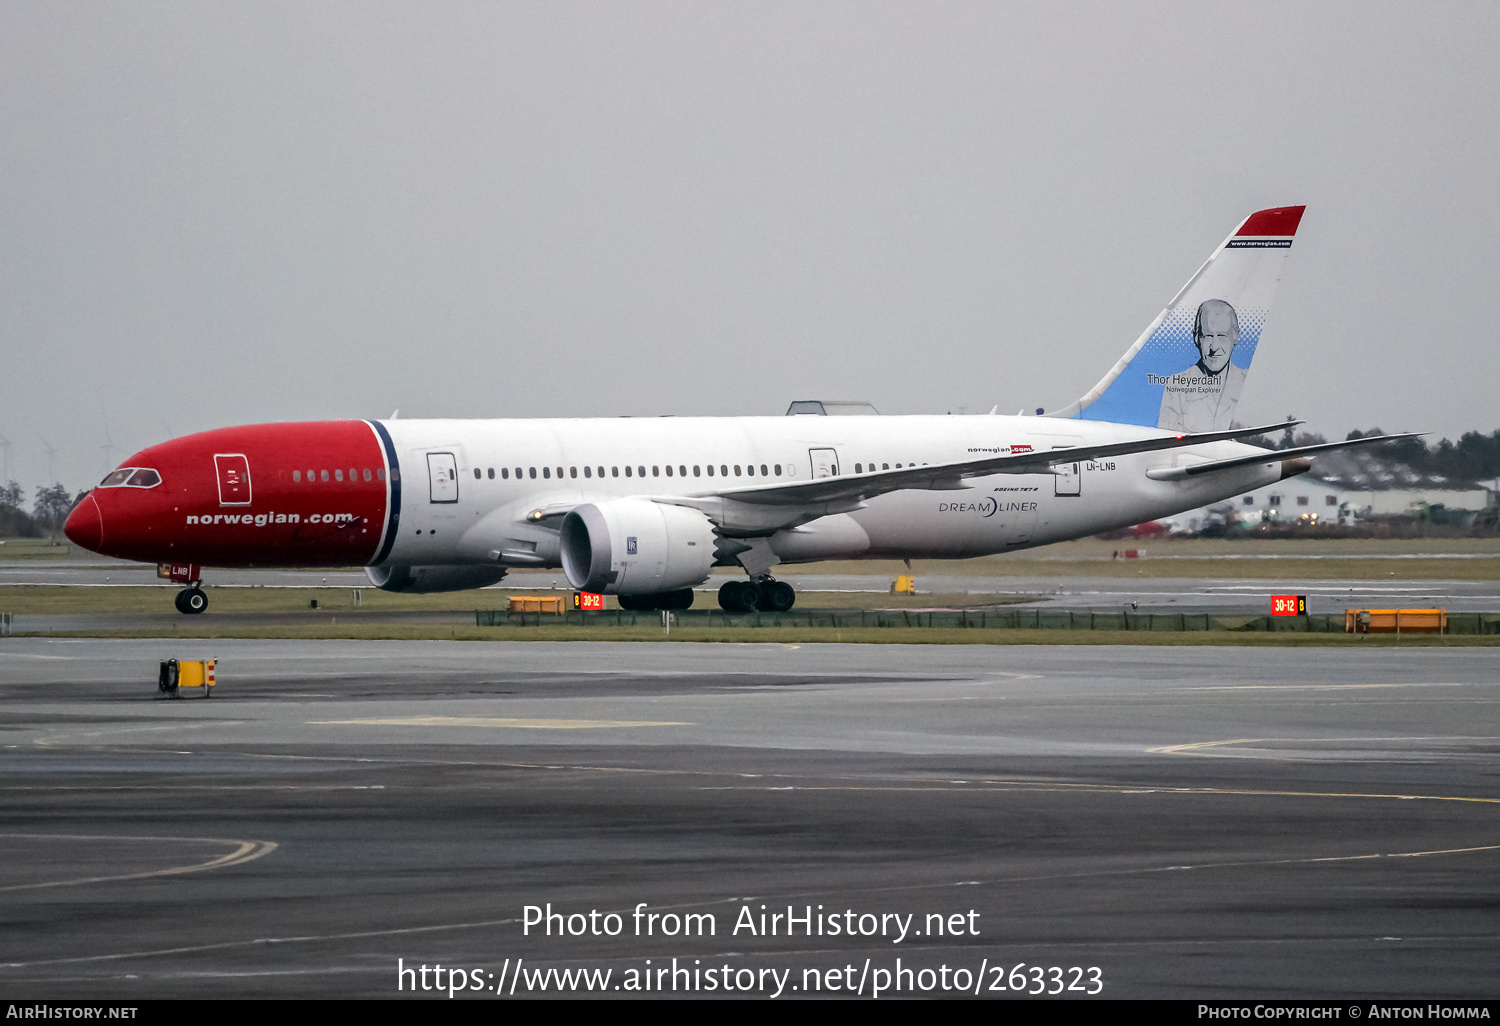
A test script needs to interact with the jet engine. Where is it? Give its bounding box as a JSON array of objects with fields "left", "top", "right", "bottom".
[
  {"left": 560, "top": 499, "right": 716, "bottom": 595},
  {"left": 365, "top": 564, "right": 507, "bottom": 594}
]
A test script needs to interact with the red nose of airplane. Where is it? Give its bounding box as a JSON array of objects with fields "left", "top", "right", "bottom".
[{"left": 64, "top": 493, "right": 104, "bottom": 552}]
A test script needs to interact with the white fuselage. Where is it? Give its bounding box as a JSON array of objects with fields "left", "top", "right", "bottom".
[{"left": 377, "top": 415, "right": 1284, "bottom": 569}]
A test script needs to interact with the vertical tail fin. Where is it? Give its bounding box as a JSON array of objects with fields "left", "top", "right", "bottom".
[{"left": 1049, "top": 206, "right": 1305, "bottom": 431}]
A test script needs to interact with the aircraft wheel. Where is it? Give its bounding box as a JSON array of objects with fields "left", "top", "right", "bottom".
[
  {"left": 619, "top": 590, "right": 695, "bottom": 611},
  {"left": 179, "top": 588, "right": 208, "bottom": 615},
  {"left": 661, "top": 588, "right": 694, "bottom": 611},
  {"left": 718, "top": 580, "right": 757, "bottom": 613},
  {"left": 759, "top": 580, "right": 795, "bottom": 612}
]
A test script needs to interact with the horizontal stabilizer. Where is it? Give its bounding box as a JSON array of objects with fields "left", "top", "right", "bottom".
[{"left": 1143, "top": 432, "right": 1425, "bottom": 481}]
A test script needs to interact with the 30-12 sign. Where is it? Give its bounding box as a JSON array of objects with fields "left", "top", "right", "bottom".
[
  {"left": 1271, "top": 594, "right": 1307, "bottom": 616},
  {"left": 573, "top": 592, "right": 605, "bottom": 611}
]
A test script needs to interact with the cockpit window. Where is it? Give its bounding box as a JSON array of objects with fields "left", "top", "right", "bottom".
[{"left": 98, "top": 467, "right": 162, "bottom": 489}]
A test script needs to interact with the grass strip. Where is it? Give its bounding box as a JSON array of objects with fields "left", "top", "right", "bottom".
[{"left": 9, "top": 625, "right": 1498, "bottom": 646}]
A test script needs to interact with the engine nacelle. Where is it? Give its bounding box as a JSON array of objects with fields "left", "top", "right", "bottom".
[
  {"left": 560, "top": 499, "right": 716, "bottom": 595},
  {"left": 365, "top": 564, "right": 507, "bottom": 594}
]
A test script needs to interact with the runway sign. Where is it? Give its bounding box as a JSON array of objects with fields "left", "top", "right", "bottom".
[{"left": 1271, "top": 594, "right": 1307, "bottom": 616}]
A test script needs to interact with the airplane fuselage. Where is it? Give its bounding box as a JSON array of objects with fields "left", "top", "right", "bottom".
[{"left": 67, "top": 414, "right": 1290, "bottom": 577}]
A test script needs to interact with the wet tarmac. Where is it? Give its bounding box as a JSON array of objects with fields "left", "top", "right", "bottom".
[{"left": 1, "top": 640, "right": 1497, "bottom": 998}]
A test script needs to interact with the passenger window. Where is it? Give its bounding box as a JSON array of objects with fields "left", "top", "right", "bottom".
[
  {"left": 321, "top": 470, "right": 330, "bottom": 482},
  {"left": 734, "top": 465, "right": 741, "bottom": 476},
  {"left": 652, "top": 466, "right": 659, "bottom": 477},
  {"left": 364, "top": 469, "right": 373, "bottom": 482},
  {"left": 706, "top": 465, "right": 714, "bottom": 476},
  {"left": 351, "top": 468, "right": 357, "bottom": 481},
  {"left": 637, "top": 466, "right": 645, "bottom": 477},
  {"left": 584, "top": 466, "right": 592, "bottom": 478},
  {"left": 570, "top": 467, "right": 577, "bottom": 479},
  {"left": 625, "top": 466, "right": 633, "bottom": 477},
  {"left": 720, "top": 465, "right": 728, "bottom": 476},
  {"left": 760, "top": 465, "right": 767, "bottom": 476},
  {"left": 694, "top": 466, "right": 701, "bottom": 477},
  {"left": 598, "top": 467, "right": 604, "bottom": 478},
  {"left": 855, "top": 463, "right": 862, "bottom": 473},
  {"left": 292, "top": 470, "right": 301, "bottom": 483},
  {"left": 665, "top": 465, "right": 673, "bottom": 477},
  {"left": 544, "top": 467, "right": 551, "bottom": 479},
  {"left": 378, "top": 468, "right": 386, "bottom": 481},
  {"left": 335, "top": 469, "right": 344, "bottom": 481},
  {"left": 474, "top": 468, "right": 481, "bottom": 480},
  {"left": 746, "top": 465, "right": 754, "bottom": 476},
  {"left": 529, "top": 468, "right": 536, "bottom": 479},
  {"left": 557, "top": 467, "right": 564, "bottom": 479},
  {"left": 883, "top": 463, "right": 889, "bottom": 470},
  {"left": 774, "top": 464, "right": 781, "bottom": 475},
  {"left": 501, "top": 468, "right": 508, "bottom": 479},
  {"left": 612, "top": 467, "right": 619, "bottom": 477}
]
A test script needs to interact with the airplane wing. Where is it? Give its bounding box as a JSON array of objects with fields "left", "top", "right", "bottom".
[
  {"left": 682, "top": 420, "right": 1303, "bottom": 508},
  {"left": 1142, "top": 432, "right": 1425, "bottom": 481}
]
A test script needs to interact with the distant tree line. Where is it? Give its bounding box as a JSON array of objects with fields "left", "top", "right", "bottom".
[
  {"left": 1241, "top": 424, "right": 1500, "bottom": 489},
  {"left": 0, "top": 482, "right": 88, "bottom": 537},
  {"left": 1343, "top": 428, "right": 1500, "bottom": 487}
]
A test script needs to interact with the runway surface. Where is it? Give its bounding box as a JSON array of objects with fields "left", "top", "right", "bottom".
[
  {"left": 1, "top": 640, "right": 1497, "bottom": 999},
  {"left": 5, "top": 560, "right": 1499, "bottom": 619}
]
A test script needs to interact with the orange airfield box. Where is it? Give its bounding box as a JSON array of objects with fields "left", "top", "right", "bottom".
[{"left": 1346, "top": 609, "right": 1447, "bottom": 634}]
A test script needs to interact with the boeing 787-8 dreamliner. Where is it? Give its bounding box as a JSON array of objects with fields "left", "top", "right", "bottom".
[{"left": 64, "top": 205, "right": 1413, "bottom": 614}]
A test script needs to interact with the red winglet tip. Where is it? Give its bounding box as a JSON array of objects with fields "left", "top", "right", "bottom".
[{"left": 1237, "top": 206, "right": 1305, "bottom": 237}]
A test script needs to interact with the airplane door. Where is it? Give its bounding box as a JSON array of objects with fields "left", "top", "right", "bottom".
[
  {"left": 214, "top": 454, "right": 252, "bottom": 506},
  {"left": 427, "top": 452, "right": 459, "bottom": 503},
  {"left": 808, "top": 448, "right": 840, "bottom": 479},
  {"left": 1053, "top": 448, "right": 1081, "bottom": 497}
]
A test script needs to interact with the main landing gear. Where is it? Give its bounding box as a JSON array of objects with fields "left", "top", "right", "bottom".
[
  {"left": 174, "top": 587, "right": 208, "bottom": 615},
  {"left": 718, "top": 578, "right": 795, "bottom": 613},
  {"left": 616, "top": 589, "right": 695, "bottom": 611}
]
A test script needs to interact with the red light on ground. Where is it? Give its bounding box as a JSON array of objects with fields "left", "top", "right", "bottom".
[
  {"left": 573, "top": 592, "right": 605, "bottom": 611},
  {"left": 1271, "top": 594, "right": 1307, "bottom": 616}
]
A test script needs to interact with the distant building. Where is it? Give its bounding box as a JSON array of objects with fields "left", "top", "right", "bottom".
[
  {"left": 1338, "top": 488, "right": 1494, "bottom": 517},
  {"left": 1160, "top": 477, "right": 1495, "bottom": 534},
  {"left": 1161, "top": 476, "right": 1346, "bottom": 533}
]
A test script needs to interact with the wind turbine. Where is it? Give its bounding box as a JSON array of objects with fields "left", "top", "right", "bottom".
[
  {"left": 0, "top": 433, "right": 12, "bottom": 483},
  {"left": 39, "top": 436, "right": 59, "bottom": 484},
  {"left": 101, "top": 424, "right": 122, "bottom": 475}
]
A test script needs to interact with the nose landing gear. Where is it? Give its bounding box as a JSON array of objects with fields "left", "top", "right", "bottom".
[
  {"left": 718, "top": 578, "right": 795, "bottom": 613},
  {"left": 161, "top": 562, "right": 207, "bottom": 614},
  {"left": 174, "top": 587, "right": 208, "bottom": 614}
]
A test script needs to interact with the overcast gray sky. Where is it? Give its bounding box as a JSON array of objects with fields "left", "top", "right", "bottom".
[{"left": 3, "top": 2, "right": 1497, "bottom": 491}]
